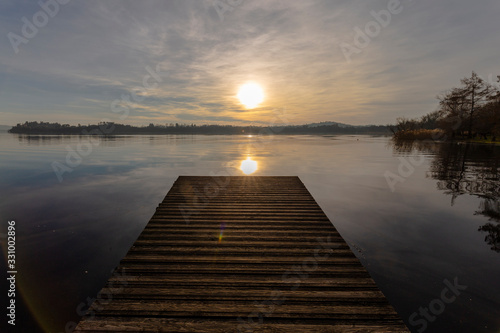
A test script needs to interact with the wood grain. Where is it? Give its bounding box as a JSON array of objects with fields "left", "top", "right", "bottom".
[{"left": 75, "top": 176, "right": 409, "bottom": 332}]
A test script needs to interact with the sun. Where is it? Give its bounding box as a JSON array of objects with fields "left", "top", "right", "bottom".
[{"left": 237, "top": 83, "right": 264, "bottom": 109}]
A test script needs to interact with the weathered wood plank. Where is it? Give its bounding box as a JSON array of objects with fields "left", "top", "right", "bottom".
[
  {"left": 75, "top": 176, "right": 409, "bottom": 332},
  {"left": 76, "top": 317, "right": 409, "bottom": 333},
  {"left": 97, "top": 288, "right": 386, "bottom": 300},
  {"left": 87, "top": 301, "right": 402, "bottom": 318},
  {"left": 114, "top": 264, "right": 369, "bottom": 274}
]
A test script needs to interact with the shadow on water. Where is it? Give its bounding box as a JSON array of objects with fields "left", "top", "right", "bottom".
[{"left": 392, "top": 138, "right": 500, "bottom": 252}]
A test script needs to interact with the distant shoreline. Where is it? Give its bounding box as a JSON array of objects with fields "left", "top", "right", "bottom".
[
  {"left": 5, "top": 132, "right": 390, "bottom": 136},
  {"left": 8, "top": 121, "right": 391, "bottom": 136}
]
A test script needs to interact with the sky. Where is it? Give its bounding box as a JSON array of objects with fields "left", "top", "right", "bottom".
[{"left": 1, "top": 0, "right": 499, "bottom": 126}]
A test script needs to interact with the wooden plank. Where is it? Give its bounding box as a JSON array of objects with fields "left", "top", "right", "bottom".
[
  {"left": 75, "top": 176, "right": 409, "bottom": 332},
  {"left": 114, "top": 263, "right": 369, "bottom": 273},
  {"left": 75, "top": 317, "right": 408, "bottom": 333}
]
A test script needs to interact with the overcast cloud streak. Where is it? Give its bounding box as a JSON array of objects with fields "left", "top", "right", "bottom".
[{"left": 1, "top": 0, "right": 499, "bottom": 126}]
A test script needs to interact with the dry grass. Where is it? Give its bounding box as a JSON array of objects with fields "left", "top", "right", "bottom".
[{"left": 393, "top": 129, "right": 445, "bottom": 141}]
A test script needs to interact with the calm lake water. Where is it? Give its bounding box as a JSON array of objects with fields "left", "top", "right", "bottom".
[{"left": 0, "top": 133, "right": 499, "bottom": 333}]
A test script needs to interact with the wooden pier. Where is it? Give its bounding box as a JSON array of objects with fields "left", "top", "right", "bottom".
[{"left": 75, "top": 176, "right": 409, "bottom": 332}]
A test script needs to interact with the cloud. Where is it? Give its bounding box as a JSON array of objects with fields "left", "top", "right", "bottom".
[{"left": 1, "top": 0, "right": 499, "bottom": 126}]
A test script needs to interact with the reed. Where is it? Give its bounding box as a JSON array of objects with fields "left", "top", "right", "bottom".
[{"left": 393, "top": 129, "right": 444, "bottom": 141}]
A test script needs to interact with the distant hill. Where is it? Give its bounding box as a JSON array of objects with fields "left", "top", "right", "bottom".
[
  {"left": 0, "top": 125, "right": 12, "bottom": 132},
  {"left": 305, "top": 121, "right": 354, "bottom": 128}
]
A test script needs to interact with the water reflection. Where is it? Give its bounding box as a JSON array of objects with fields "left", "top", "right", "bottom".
[
  {"left": 15, "top": 134, "right": 128, "bottom": 145},
  {"left": 392, "top": 139, "right": 500, "bottom": 252},
  {"left": 476, "top": 200, "right": 500, "bottom": 252},
  {"left": 240, "top": 157, "right": 258, "bottom": 175},
  {"left": 2, "top": 133, "right": 499, "bottom": 332}
]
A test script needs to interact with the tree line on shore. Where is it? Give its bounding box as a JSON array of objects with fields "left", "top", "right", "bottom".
[
  {"left": 8, "top": 121, "right": 389, "bottom": 135},
  {"left": 392, "top": 72, "right": 500, "bottom": 142}
]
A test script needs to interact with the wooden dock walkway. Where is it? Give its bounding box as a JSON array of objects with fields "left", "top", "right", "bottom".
[{"left": 75, "top": 176, "right": 409, "bottom": 332}]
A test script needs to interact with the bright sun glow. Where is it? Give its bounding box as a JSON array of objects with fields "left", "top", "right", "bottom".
[
  {"left": 240, "top": 157, "right": 258, "bottom": 175},
  {"left": 237, "top": 83, "right": 264, "bottom": 109}
]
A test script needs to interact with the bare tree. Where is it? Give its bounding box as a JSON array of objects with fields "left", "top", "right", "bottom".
[
  {"left": 438, "top": 72, "right": 494, "bottom": 138},
  {"left": 437, "top": 88, "right": 469, "bottom": 137},
  {"left": 460, "top": 72, "right": 494, "bottom": 138}
]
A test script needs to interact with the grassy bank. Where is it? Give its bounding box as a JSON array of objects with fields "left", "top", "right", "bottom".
[
  {"left": 468, "top": 137, "right": 500, "bottom": 145},
  {"left": 393, "top": 129, "right": 500, "bottom": 144}
]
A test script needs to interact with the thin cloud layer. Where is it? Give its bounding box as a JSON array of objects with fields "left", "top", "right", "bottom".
[{"left": 1, "top": 0, "right": 499, "bottom": 126}]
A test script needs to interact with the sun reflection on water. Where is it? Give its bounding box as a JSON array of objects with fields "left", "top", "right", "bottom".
[{"left": 240, "top": 157, "right": 258, "bottom": 175}]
